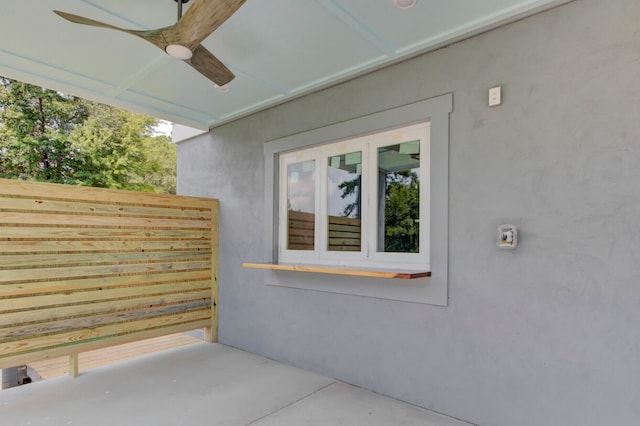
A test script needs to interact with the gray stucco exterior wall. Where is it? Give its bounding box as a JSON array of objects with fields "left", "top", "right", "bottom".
[{"left": 177, "top": 0, "right": 640, "bottom": 424}]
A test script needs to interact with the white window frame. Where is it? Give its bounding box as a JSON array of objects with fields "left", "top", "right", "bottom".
[
  {"left": 278, "top": 122, "right": 430, "bottom": 270},
  {"left": 262, "top": 94, "right": 452, "bottom": 306}
]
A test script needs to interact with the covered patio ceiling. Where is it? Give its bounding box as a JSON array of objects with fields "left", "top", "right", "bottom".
[{"left": 0, "top": 0, "right": 570, "bottom": 130}]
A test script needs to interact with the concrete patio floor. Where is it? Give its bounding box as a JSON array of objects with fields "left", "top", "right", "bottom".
[{"left": 1, "top": 342, "right": 473, "bottom": 426}]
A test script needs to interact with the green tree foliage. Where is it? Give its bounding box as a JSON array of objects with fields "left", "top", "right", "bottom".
[
  {"left": 337, "top": 175, "right": 361, "bottom": 218},
  {"left": 0, "top": 77, "right": 176, "bottom": 193},
  {"left": 337, "top": 170, "right": 420, "bottom": 253},
  {"left": 383, "top": 171, "right": 420, "bottom": 253},
  {"left": 139, "top": 134, "right": 176, "bottom": 194},
  {"left": 0, "top": 77, "right": 87, "bottom": 182}
]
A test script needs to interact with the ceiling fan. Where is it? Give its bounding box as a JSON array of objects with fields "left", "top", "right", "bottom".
[{"left": 53, "top": 0, "right": 246, "bottom": 87}]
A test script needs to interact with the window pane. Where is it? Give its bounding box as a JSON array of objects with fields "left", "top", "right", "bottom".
[
  {"left": 287, "top": 160, "right": 315, "bottom": 250},
  {"left": 327, "top": 152, "right": 362, "bottom": 252},
  {"left": 377, "top": 141, "right": 420, "bottom": 253}
]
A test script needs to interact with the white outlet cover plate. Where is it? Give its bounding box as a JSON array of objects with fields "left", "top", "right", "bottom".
[{"left": 497, "top": 224, "right": 517, "bottom": 249}]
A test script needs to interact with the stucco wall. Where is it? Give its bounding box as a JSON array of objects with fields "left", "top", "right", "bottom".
[{"left": 177, "top": 0, "right": 640, "bottom": 424}]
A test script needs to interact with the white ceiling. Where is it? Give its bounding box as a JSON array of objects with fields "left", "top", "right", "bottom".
[{"left": 0, "top": 0, "right": 568, "bottom": 130}]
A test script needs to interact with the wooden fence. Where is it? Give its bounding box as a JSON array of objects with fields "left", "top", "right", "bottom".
[
  {"left": 0, "top": 179, "right": 218, "bottom": 376},
  {"left": 288, "top": 210, "right": 360, "bottom": 251}
]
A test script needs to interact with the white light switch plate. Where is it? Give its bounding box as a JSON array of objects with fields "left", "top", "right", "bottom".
[{"left": 489, "top": 86, "right": 501, "bottom": 106}]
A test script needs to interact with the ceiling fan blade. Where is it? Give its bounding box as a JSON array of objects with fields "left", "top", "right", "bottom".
[
  {"left": 53, "top": 10, "right": 135, "bottom": 32},
  {"left": 53, "top": 10, "right": 167, "bottom": 51},
  {"left": 189, "top": 45, "right": 235, "bottom": 86},
  {"left": 164, "top": 0, "right": 246, "bottom": 50},
  {"left": 54, "top": 3, "right": 242, "bottom": 87}
]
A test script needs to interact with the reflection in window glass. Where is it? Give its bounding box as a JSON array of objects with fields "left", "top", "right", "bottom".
[
  {"left": 377, "top": 141, "right": 420, "bottom": 253},
  {"left": 287, "top": 160, "right": 315, "bottom": 250},
  {"left": 327, "top": 152, "right": 362, "bottom": 252}
]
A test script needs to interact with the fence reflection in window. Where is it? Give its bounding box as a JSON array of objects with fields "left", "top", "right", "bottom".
[
  {"left": 327, "top": 152, "right": 362, "bottom": 252},
  {"left": 287, "top": 160, "right": 315, "bottom": 250}
]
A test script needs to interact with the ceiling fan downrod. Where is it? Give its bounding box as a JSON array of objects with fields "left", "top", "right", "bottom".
[
  {"left": 175, "top": 0, "right": 190, "bottom": 20},
  {"left": 166, "top": 0, "right": 192, "bottom": 59}
]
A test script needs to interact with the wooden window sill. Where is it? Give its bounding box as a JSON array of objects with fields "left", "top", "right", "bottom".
[{"left": 242, "top": 262, "right": 430, "bottom": 280}]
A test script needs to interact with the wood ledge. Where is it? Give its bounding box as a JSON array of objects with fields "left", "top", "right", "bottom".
[{"left": 242, "top": 262, "right": 430, "bottom": 280}]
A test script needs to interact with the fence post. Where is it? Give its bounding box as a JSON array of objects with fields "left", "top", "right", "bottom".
[
  {"left": 204, "top": 199, "right": 219, "bottom": 343},
  {"left": 68, "top": 354, "right": 79, "bottom": 378}
]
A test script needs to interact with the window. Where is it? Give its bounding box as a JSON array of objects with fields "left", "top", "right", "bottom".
[
  {"left": 262, "top": 93, "right": 451, "bottom": 306},
  {"left": 278, "top": 122, "right": 430, "bottom": 270}
]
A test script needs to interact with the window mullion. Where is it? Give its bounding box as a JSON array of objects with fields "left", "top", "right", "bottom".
[{"left": 317, "top": 149, "right": 328, "bottom": 258}]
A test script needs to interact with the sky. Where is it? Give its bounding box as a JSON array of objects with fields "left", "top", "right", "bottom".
[{"left": 152, "top": 120, "right": 172, "bottom": 137}]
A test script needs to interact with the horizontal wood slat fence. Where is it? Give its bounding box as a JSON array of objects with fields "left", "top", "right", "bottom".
[
  {"left": 288, "top": 210, "right": 360, "bottom": 251},
  {"left": 0, "top": 179, "right": 218, "bottom": 376}
]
